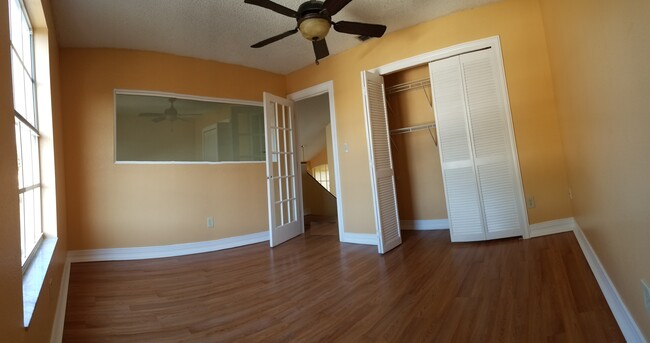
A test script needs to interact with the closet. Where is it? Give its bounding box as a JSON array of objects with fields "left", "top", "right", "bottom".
[
  {"left": 364, "top": 40, "right": 527, "bottom": 247},
  {"left": 384, "top": 67, "right": 448, "bottom": 231}
]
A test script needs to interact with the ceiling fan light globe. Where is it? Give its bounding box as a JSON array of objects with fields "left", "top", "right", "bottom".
[{"left": 299, "top": 18, "right": 331, "bottom": 41}]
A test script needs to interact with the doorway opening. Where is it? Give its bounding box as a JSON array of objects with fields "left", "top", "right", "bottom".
[{"left": 289, "top": 81, "right": 344, "bottom": 241}]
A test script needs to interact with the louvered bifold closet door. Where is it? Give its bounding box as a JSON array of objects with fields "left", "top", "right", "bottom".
[
  {"left": 460, "top": 49, "right": 525, "bottom": 239},
  {"left": 429, "top": 56, "right": 486, "bottom": 242},
  {"left": 362, "top": 71, "right": 401, "bottom": 254}
]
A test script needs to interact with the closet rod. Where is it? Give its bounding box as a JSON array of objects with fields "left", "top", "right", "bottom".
[
  {"left": 390, "top": 122, "right": 436, "bottom": 135},
  {"left": 386, "top": 78, "right": 430, "bottom": 95}
]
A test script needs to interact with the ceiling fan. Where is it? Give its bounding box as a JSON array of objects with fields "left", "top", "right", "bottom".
[
  {"left": 138, "top": 98, "right": 201, "bottom": 123},
  {"left": 245, "top": 0, "right": 387, "bottom": 64}
]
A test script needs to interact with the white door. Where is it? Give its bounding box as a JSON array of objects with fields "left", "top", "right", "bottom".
[
  {"left": 429, "top": 56, "right": 486, "bottom": 242},
  {"left": 361, "top": 71, "right": 402, "bottom": 254},
  {"left": 264, "top": 92, "right": 303, "bottom": 247},
  {"left": 460, "top": 49, "right": 526, "bottom": 240},
  {"left": 430, "top": 48, "right": 527, "bottom": 242}
]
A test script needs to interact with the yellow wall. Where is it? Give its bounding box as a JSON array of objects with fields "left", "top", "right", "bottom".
[
  {"left": 538, "top": 0, "right": 650, "bottom": 337},
  {"left": 61, "top": 49, "right": 286, "bottom": 249},
  {"left": 308, "top": 148, "right": 329, "bottom": 171},
  {"left": 286, "top": 0, "right": 572, "bottom": 233},
  {"left": 0, "top": 0, "right": 67, "bottom": 341},
  {"left": 385, "top": 65, "right": 448, "bottom": 221}
]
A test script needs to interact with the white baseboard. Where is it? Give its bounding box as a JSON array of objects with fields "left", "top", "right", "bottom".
[
  {"left": 400, "top": 219, "right": 449, "bottom": 231},
  {"left": 573, "top": 225, "right": 646, "bottom": 343},
  {"left": 340, "top": 232, "right": 378, "bottom": 246},
  {"left": 67, "top": 231, "right": 269, "bottom": 263},
  {"left": 50, "top": 256, "right": 71, "bottom": 343},
  {"left": 529, "top": 217, "right": 576, "bottom": 238}
]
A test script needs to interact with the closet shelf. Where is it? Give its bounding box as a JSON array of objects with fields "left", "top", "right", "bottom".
[
  {"left": 390, "top": 122, "right": 436, "bottom": 135},
  {"left": 386, "top": 78, "right": 431, "bottom": 95}
]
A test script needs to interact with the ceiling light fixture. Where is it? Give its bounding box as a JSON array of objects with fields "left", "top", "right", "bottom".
[
  {"left": 298, "top": 17, "right": 331, "bottom": 41},
  {"left": 297, "top": 1, "right": 331, "bottom": 41}
]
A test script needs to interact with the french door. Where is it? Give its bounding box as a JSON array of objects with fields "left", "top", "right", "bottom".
[{"left": 263, "top": 92, "right": 303, "bottom": 247}]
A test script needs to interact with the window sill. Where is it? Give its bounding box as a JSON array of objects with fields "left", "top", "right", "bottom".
[{"left": 22, "top": 236, "right": 57, "bottom": 327}]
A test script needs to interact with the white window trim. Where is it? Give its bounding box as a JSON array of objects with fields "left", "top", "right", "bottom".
[{"left": 10, "top": 0, "right": 43, "bottom": 269}]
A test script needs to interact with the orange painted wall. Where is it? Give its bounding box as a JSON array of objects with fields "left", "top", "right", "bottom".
[
  {"left": 539, "top": 0, "right": 650, "bottom": 337},
  {"left": 0, "top": 0, "right": 67, "bottom": 341},
  {"left": 61, "top": 48, "right": 286, "bottom": 249},
  {"left": 286, "top": 0, "right": 572, "bottom": 233}
]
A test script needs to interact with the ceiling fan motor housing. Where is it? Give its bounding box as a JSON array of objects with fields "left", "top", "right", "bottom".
[{"left": 297, "top": 1, "right": 331, "bottom": 41}]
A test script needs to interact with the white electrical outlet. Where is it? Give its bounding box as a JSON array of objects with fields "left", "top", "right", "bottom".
[
  {"left": 207, "top": 216, "right": 214, "bottom": 229},
  {"left": 526, "top": 196, "right": 536, "bottom": 209},
  {"left": 642, "top": 280, "right": 650, "bottom": 314}
]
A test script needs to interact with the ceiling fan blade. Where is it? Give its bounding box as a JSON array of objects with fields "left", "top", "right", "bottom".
[
  {"left": 252, "top": 29, "right": 298, "bottom": 48},
  {"left": 152, "top": 117, "right": 166, "bottom": 123},
  {"left": 313, "top": 39, "right": 330, "bottom": 62},
  {"left": 244, "top": 0, "right": 296, "bottom": 18},
  {"left": 334, "top": 21, "right": 387, "bottom": 37},
  {"left": 322, "top": 0, "right": 353, "bottom": 16},
  {"left": 178, "top": 114, "right": 202, "bottom": 118},
  {"left": 139, "top": 113, "right": 163, "bottom": 117}
]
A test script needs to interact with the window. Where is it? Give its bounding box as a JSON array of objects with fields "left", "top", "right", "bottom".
[
  {"left": 311, "top": 164, "right": 330, "bottom": 192},
  {"left": 10, "top": 0, "right": 42, "bottom": 267},
  {"left": 115, "top": 93, "right": 265, "bottom": 163}
]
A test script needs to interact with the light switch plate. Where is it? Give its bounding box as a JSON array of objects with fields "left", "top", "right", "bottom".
[
  {"left": 526, "top": 197, "right": 536, "bottom": 209},
  {"left": 207, "top": 216, "right": 214, "bottom": 228}
]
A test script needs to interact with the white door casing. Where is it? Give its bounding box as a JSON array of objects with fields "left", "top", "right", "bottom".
[
  {"left": 264, "top": 92, "right": 303, "bottom": 247},
  {"left": 361, "top": 71, "right": 402, "bottom": 254}
]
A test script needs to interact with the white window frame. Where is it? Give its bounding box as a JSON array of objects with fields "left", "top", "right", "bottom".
[
  {"left": 9, "top": 0, "right": 43, "bottom": 270},
  {"left": 311, "top": 164, "right": 330, "bottom": 191}
]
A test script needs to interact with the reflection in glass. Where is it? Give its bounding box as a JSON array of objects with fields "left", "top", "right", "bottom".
[{"left": 115, "top": 93, "right": 265, "bottom": 162}]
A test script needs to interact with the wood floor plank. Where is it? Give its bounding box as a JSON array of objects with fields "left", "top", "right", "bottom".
[{"left": 63, "top": 229, "right": 624, "bottom": 342}]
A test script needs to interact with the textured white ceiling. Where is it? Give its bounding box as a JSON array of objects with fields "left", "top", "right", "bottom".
[{"left": 52, "top": 0, "right": 498, "bottom": 75}]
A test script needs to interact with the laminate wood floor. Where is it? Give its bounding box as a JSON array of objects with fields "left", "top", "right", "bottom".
[{"left": 63, "top": 229, "right": 624, "bottom": 342}]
